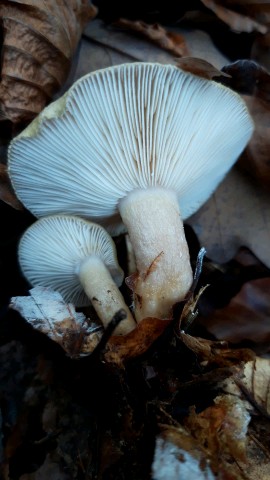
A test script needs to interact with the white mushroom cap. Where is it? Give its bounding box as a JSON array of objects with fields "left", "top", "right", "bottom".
[
  {"left": 18, "top": 215, "right": 124, "bottom": 307},
  {"left": 8, "top": 62, "right": 254, "bottom": 224}
]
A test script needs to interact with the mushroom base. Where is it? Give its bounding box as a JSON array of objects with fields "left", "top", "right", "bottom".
[{"left": 119, "top": 188, "right": 193, "bottom": 321}]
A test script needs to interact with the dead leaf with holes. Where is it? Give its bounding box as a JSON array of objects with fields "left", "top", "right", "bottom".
[
  {"left": 0, "top": 0, "right": 97, "bottom": 124},
  {"left": 10, "top": 286, "right": 103, "bottom": 357},
  {"left": 9, "top": 286, "right": 171, "bottom": 363}
]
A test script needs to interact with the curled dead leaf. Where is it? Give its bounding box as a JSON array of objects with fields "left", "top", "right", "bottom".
[
  {"left": 0, "top": 0, "right": 97, "bottom": 124},
  {"left": 177, "top": 331, "right": 255, "bottom": 368},
  {"left": 176, "top": 57, "right": 230, "bottom": 80},
  {"left": 104, "top": 316, "right": 171, "bottom": 365}
]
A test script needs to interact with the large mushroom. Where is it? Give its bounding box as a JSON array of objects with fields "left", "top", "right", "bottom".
[
  {"left": 8, "top": 63, "right": 254, "bottom": 321},
  {"left": 18, "top": 215, "right": 136, "bottom": 335}
]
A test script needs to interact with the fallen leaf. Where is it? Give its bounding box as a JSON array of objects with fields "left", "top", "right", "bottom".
[
  {"left": 238, "top": 357, "right": 270, "bottom": 416},
  {"left": 0, "top": 164, "right": 23, "bottom": 209},
  {"left": 221, "top": 358, "right": 270, "bottom": 478},
  {"left": 177, "top": 331, "right": 254, "bottom": 369},
  {"left": 199, "top": 278, "right": 270, "bottom": 352},
  {"left": 9, "top": 286, "right": 103, "bottom": 357},
  {"left": 104, "top": 316, "right": 171, "bottom": 365},
  {"left": 187, "top": 167, "right": 270, "bottom": 268},
  {"left": 0, "top": 0, "right": 97, "bottom": 124},
  {"left": 176, "top": 57, "right": 230, "bottom": 80},
  {"left": 113, "top": 18, "right": 189, "bottom": 57}
]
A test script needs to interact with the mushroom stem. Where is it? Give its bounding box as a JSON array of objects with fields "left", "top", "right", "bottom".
[
  {"left": 78, "top": 256, "right": 136, "bottom": 335},
  {"left": 119, "top": 188, "right": 193, "bottom": 321}
]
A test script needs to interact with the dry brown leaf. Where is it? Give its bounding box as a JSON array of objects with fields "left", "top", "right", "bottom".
[
  {"left": 0, "top": 164, "right": 23, "bottom": 209},
  {"left": 113, "top": 18, "right": 189, "bottom": 57},
  {"left": 199, "top": 278, "right": 270, "bottom": 352},
  {"left": 200, "top": 0, "right": 268, "bottom": 34},
  {"left": 0, "top": 0, "right": 97, "bottom": 124},
  {"left": 177, "top": 331, "right": 255, "bottom": 369},
  {"left": 104, "top": 316, "right": 171, "bottom": 365},
  {"left": 188, "top": 167, "right": 270, "bottom": 268},
  {"left": 239, "top": 357, "right": 270, "bottom": 416},
  {"left": 176, "top": 57, "right": 230, "bottom": 80},
  {"left": 223, "top": 358, "right": 270, "bottom": 415}
]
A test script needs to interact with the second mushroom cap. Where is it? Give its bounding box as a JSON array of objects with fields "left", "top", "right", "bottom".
[{"left": 18, "top": 215, "right": 136, "bottom": 335}]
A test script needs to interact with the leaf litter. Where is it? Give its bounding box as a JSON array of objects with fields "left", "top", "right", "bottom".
[{"left": 1, "top": 3, "right": 270, "bottom": 479}]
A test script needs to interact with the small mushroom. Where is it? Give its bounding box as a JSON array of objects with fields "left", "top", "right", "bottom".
[
  {"left": 18, "top": 215, "right": 136, "bottom": 335},
  {"left": 8, "top": 63, "right": 254, "bottom": 321}
]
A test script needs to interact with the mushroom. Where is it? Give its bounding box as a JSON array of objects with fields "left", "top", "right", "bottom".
[
  {"left": 8, "top": 63, "right": 254, "bottom": 321},
  {"left": 18, "top": 215, "right": 137, "bottom": 335}
]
